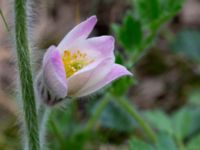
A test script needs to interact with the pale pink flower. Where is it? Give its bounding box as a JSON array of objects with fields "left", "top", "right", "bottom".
[{"left": 36, "top": 16, "right": 132, "bottom": 106}]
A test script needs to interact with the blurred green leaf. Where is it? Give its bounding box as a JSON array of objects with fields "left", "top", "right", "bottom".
[
  {"left": 129, "top": 133, "right": 177, "bottom": 150},
  {"left": 110, "top": 76, "right": 135, "bottom": 96},
  {"left": 159, "top": 0, "right": 185, "bottom": 13},
  {"left": 156, "top": 132, "right": 177, "bottom": 150},
  {"left": 186, "top": 133, "right": 200, "bottom": 150},
  {"left": 49, "top": 101, "right": 80, "bottom": 136},
  {"left": 133, "top": 0, "right": 185, "bottom": 31},
  {"left": 111, "top": 23, "right": 120, "bottom": 39},
  {"left": 119, "top": 15, "right": 142, "bottom": 50},
  {"left": 171, "top": 29, "right": 200, "bottom": 63},
  {"left": 48, "top": 101, "right": 87, "bottom": 149},
  {"left": 172, "top": 108, "right": 192, "bottom": 140},
  {"left": 100, "top": 101, "right": 136, "bottom": 132},
  {"left": 144, "top": 110, "right": 173, "bottom": 135},
  {"left": 188, "top": 88, "right": 200, "bottom": 106},
  {"left": 168, "top": 0, "right": 185, "bottom": 12},
  {"left": 129, "top": 137, "right": 154, "bottom": 150},
  {"left": 115, "top": 51, "right": 124, "bottom": 65},
  {"left": 65, "top": 132, "right": 90, "bottom": 150},
  {"left": 133, "top": 0, "right": 160, "bottom": 23},
  {"left": 185, "top": 107, "right": 200, "bottom": 137}
]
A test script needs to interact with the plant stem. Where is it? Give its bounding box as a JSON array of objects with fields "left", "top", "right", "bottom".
[
  {"left": 84, "top": 94, "right": 156, "bottom": 143},
  {"left": 175, "top": 137, "right": 185, "bottom": 150},
  {"left": 85, "top": 95, "right": 110, "bottom": 131},
  {"left": 49, "top": 116, "right": 66, "bottom": 148},
  {"left": 0, "top": 8, "right": 9, "bottom": 31},
  {"left": 114, "top": 97, "right": 157, "bottom": 143},
  {"left": 15, "top": 0, "right": 39, "bottom": 149},
  {"left": 38, "top": 106, "right": 50, "bottom": 150}
]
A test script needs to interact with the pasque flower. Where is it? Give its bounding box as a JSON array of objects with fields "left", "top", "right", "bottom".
[{"left": 36, "top": 16, "right": 132, "bottom": 106}]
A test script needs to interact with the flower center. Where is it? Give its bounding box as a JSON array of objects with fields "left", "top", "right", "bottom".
[{"left": 62, "top": 50, "right": 93, "bottom": 78}]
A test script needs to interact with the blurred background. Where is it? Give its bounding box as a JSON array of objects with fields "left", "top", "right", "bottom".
[{"left": 0, "top": 0, "right": 200, "bottom": 149}]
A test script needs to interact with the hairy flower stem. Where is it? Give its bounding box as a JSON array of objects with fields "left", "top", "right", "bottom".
[
  {"left": 114, "top": 97, "right": 157, "bottom": 143},
  {"left": 15, "top": 0, "right": 40, "bottom": 149},
  {"left": 38, "top": 106, "right": 50, "bottom": 150}
]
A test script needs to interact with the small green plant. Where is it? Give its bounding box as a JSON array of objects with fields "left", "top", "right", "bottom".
[{"left": 6, "top": 0, "right": 188, "bottom": 149}]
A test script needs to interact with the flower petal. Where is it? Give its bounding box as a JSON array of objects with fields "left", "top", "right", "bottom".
[
  {"left": 85, "top": 36, "right": 115, "bottom": 59},
  {"left": 73, "top": 59, "right": 115, "bottom": 97},
  {"left": 64, "top": 36, "right": 114, "bottom": 62},
  {"left": 76, "top": 64, "right": 132, "bottom": 97},
  {"left": 43, "top": 45, "right": 57, "bottom": 66},
  {"left": 42, "top": 47, "right": 67, "bottom": 98},
  {"left": 57, "top": 16, "right": 97, "bottom": 52},
  {"left": 67, "top": 58, "right": 106, "bottom": 95}
]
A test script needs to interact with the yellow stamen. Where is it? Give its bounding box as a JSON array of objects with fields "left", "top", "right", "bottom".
[{"left": 62, "top": 50, "right": 93, "bottom": 77}]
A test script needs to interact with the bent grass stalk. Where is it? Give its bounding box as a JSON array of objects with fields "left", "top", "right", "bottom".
[
  {"left": 114, "top": 97, "right": 157, "bottom": 143},
  {"left": 0, "top": 8, "right": 9, "bottom": 31},
  {"left": 85, "top": 95, "right": 110, "bottom": 131},
  {"left": 15, "top": 0, "right": 40, "bottom": 149},
  {"left": 85, "top": 94, "right": 157, "bottom": 143}
]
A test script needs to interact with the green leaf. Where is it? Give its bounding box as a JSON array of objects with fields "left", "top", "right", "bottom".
[
  {"left": 188, "top": 88, "right": 200, "bottom": 106},
  {"left": 159, "top": 0, "right": 184, "bottom": 13},
  {"left": 186, "top": 133, "right": 200, "bottom": 150},
  {"left": 156, "top": 132, "right": 177, "bottom": 150},
  {"left": 144, "top": 110, "right": 173, "bottom": 135},
  {"left": 65, "top": 132, "right": 89, "bottom": 150},
  {"left": 111, "top": 23, "right": 120, "bottom": 39},
  {"left": 115, "top": 51, "right": 124, "bottom": 65},
  {"left": 119, "top": 15, "right": 142, "bottom": 50},
  {"left": 49, "top": 101, "right": 81, "bottom": 137},
  {"left": 172, "top": 108, "right": 192, "bottom": 140},
  {"left": 110, "top": 76, "right": 135, "bottom": 96},
  {"left": 169, "top": 0, "right": 185, "bottom": 12},
  {"left": 129, "top": 137, "right": 154, "bottom": 150},
  {"left": 100, "top": 101, "right": 136, "bottom": 132},
  {"left": 133, "top": 0, "right": 160, "bottom": 23},
  {"left": 186, "top": 107, "right": 200, "bottom": 137},
  {"left": 171, "top": 29, "right": 200, "bottom": 63}
]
